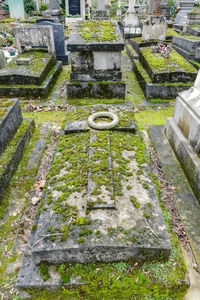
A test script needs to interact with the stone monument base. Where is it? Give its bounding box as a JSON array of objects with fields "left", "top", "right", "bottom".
[
  {"left": 165, "top": 85, "right": 200, "bottom": 200},
  {"left": 66, "top": 81, "right": 126, "bottom": 99},
  {"left": 92, "top": 10, "right": 110, "bottom": 20}
]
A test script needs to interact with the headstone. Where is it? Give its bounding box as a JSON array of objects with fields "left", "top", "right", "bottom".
[
  {"left": 8, "top": 0, "right": 25, "bottom": 20},
  {"left": 36, "top": 21, "right": 69, "bottom": 64},
  {"left": 0, "top": 51, "right": 6, "bottom": 69},
  {"left": 65, "top": 0, "right": 85, "bottom": 19},
  {"left": 14, "top": 25, "right": 55, "bottom": 54},
  {"left": 142, "top": 15, "right": 167, "bottom": 41},
  {"left": 42, "top": 0, "right": 62, "bottom": 23},
  {"left": 121, "top": 0, "right": 142, "bottom": 37},
  {"left": 165, "top": 70, "right": 200, "bottom": 199},
  {"left": 92, "top": 0, "right": 110, "bottom": 19},
  {"left": 174, "top": 0, "right": 195, "bottom": 25},
  {"left": 36, "top": 18, "right": 55, "bottom": 24}
]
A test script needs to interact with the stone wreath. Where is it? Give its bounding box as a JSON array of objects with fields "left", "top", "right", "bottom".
[{"left": 88, "top": 111, "right": 119, "bottom": 130}]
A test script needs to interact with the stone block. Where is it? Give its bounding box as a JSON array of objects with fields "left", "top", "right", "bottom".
[
  {"left": 16, "top": 58, "right": 32, "bottom": 65},
  {"left": 14, "top": 25, "right": 55, "bottom": 54},
  {"left": 0, "top": 99, "right": 23, "bottom": 155},
  {"left": 66, "top": 81, "right": 126, "bottom": 99},
  {"left": 173, "top": 36, "right": 200, "bottom": 53},
  {"left": 93, "top": 51, "right": 121, "bottom": 71}
]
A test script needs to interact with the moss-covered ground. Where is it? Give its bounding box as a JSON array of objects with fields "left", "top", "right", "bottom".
[{"left": 0, "top": 45, "right": 194, "bottom": 299}]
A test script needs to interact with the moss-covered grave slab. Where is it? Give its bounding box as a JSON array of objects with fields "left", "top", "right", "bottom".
[
  {"left": 187, "top": 25, "right": 200, "bottom": 37},
  {"left": 17, "top": 104, "right": 172, "bottom": 291},
  {"left": 0, "top": 50, "right": 62, "bottom": 98},
  {"left": 139, "top": 47, "right": 197, "bottom": 83},
  {"left": 0, "top": 98, "right": 22, "bottom": 155},
  {"left": 126, "top": 45, "right": 194, "bottom": 99}
]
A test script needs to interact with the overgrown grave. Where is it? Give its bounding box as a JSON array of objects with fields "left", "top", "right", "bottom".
[
  {"left": 126, "top": 40, "right": 197, "bottom": 99},
  {"left": 16, "top": 104, "right": 189, "bottom": 298},
  {"left": 0, "top": 98, "right": 34, "bottom": 201},
  {"left": 66, "top": 20, "right": 126, "bottom": 100},
  {"left": 0, "top": 25, "right": 62, "bottom": 98}
]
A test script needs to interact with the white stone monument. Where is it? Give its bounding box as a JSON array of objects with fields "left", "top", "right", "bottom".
[
  {"left": 122, "top": 0, "right": 141, "bottom": 37},
  {"left": 165, "top": 70, "right": 200, "bottom": 199}
]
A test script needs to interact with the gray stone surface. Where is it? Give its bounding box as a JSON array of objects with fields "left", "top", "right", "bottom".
[
  {"left": 149, "top": 125, "right": 200, "bottom": 265},
  {"left": 66, "top": 81, "right": 126, "bottom": 99},
  {"left": 0, "top": 99, "right": 23, "bottom": 155},
  {"left": 0, "top": 118, "right": 34, "bottom": 201},
  {"left": 29, "top": 105, "right": 171, "bottom": 265},
  {"left": 48, "top": 0, "right": 61, "bottom": 10},
  {"left": 16, "top": 58, "right": 32, "bottom": 65},
  {"left": 0, "top": 51, "right": 6, "bottom": 69},
  {"left": 187, "top": 25, "right": 200, "bottom": 37},
  {"left": 67, "top": 21, "right": 124, "bottom": 52},
  {"left": 0, "top": 61, "right": 62, "bottom": 98},
  {"left": 142, "top": 15, "right": 167, "bottom": 41},
  {"left": 14, "top": 25, "right": 55, "bottom": 54},
  {"left": 187, "top": 12, "right": 200, "bottom": 25},
  {"left": 36, "top": 21, "right": 69, "bottom": 65},
  {"left": 173, "top": 36, "right": 200, "bottom": 53},
  {"left": 121, "top": 0, "right": 142, "bottom": 37},
  {"left": 164, "top": 71, "right": 200, "bottom": 199}
]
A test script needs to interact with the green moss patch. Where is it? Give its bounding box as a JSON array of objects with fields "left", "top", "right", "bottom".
[{"left": 141, "top": 47, "right": 197, "bottom": 73}]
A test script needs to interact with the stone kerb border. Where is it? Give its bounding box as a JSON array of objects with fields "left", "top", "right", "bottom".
[{"left": 88, "top": 112, "right": 119, "bottom": 130}]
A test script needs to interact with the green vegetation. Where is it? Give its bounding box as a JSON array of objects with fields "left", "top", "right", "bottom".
[
  {"left": 79, "top": 20, "right": 119, "bottom": 42},
  {"left": 130, "top": 196, "right": 141, "bottom": 209},
  {"left": 141, "top": 47, "right": 197, "bottom": 73}
]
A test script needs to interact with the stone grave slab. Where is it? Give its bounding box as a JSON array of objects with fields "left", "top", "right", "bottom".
[
  {"left": 0, "top": 50, "right": 62, "bottom": 98},
  {"left": 67, "top": 20, "right": 126, "bottom": 99},
  {"left": 187, "top": 25, "right": 200, "bottom": 37},
  {"left": 139, "top": 46, "right": 197, "bottom": 83},
  {"left": 0, "top": 99, "right": 22, "bottom": 155},
  {"left": 36, "top": 21, "right": 69, "bottom": 65},
  {"left": 23, "top": 105, "right": 171, "bottom": 267}
]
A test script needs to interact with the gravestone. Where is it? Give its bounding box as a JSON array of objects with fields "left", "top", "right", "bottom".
[
  {"left": 16, "top": 104, "right": 171, "bottom": 289},
  {"left": 121, "top": 0, "right": 142, "bottom": 38},
  {"left": 92, "top": 0, "right": 110, "bottom": 20},
  {"left": 65, "top": 0, "right": 85, "bottom": 19},
  {"left": 0, "top": 51, "right": 6, "bottom": 69},
  {"left": 36, "top": 21, "right": 69, "bottom": 65},
  {"left": 14, "top": 25, "right": 55, "bottom": 54},
  {"left": 142, "top": 15, "right": 167, "bottom": 41},
  {"left": 165, "top": 70, "right": 200, "bottom": 200},
  {"left": 174, "top": 0, "right": 195, "bottom": 26},
  {"left": 42, "top": 0, "right": 62, "bottom": 23},
  {"left": 8, "top": 0, "right": 25, "bottom": 20}
]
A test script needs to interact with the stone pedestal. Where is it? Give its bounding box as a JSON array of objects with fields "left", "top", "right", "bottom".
[
  {"left": 66, "top": 20, "right": 126, "bottom": 99},
  {"left": 165, "top": 71, "right": 200, "bottom": 200},
  {"left": 142, "top": 15, "right": 167, "bottom": 41}
]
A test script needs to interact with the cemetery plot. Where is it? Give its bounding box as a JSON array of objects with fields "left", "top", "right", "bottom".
[
  {"left": 0, "top": 99, "right": 34, "bottom": 201},
  {"left": 0, "top": 51, "right": 62, "bottom": 98},
  {"left": 127, "top": 43, "right": 197, "bottom": 99},
  {"left": 67, "top": 21, "right": 126, "bottom": 99},
  {"left": 173, "top": 35, "right": 200, "bottom": 61},
  {"left": 17, "top": 105, "right": 172, "bottom": 290}
]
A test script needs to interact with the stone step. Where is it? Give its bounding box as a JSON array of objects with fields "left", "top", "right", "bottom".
[
  {"left": 0, "top": 61, "right": 62, "bottom": 98},
  {"left": 0, "top": 118, "right": 34, "bottom": 201},
  {"left": 0, "top": 99, "right": 22, "bottom": 155}
]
